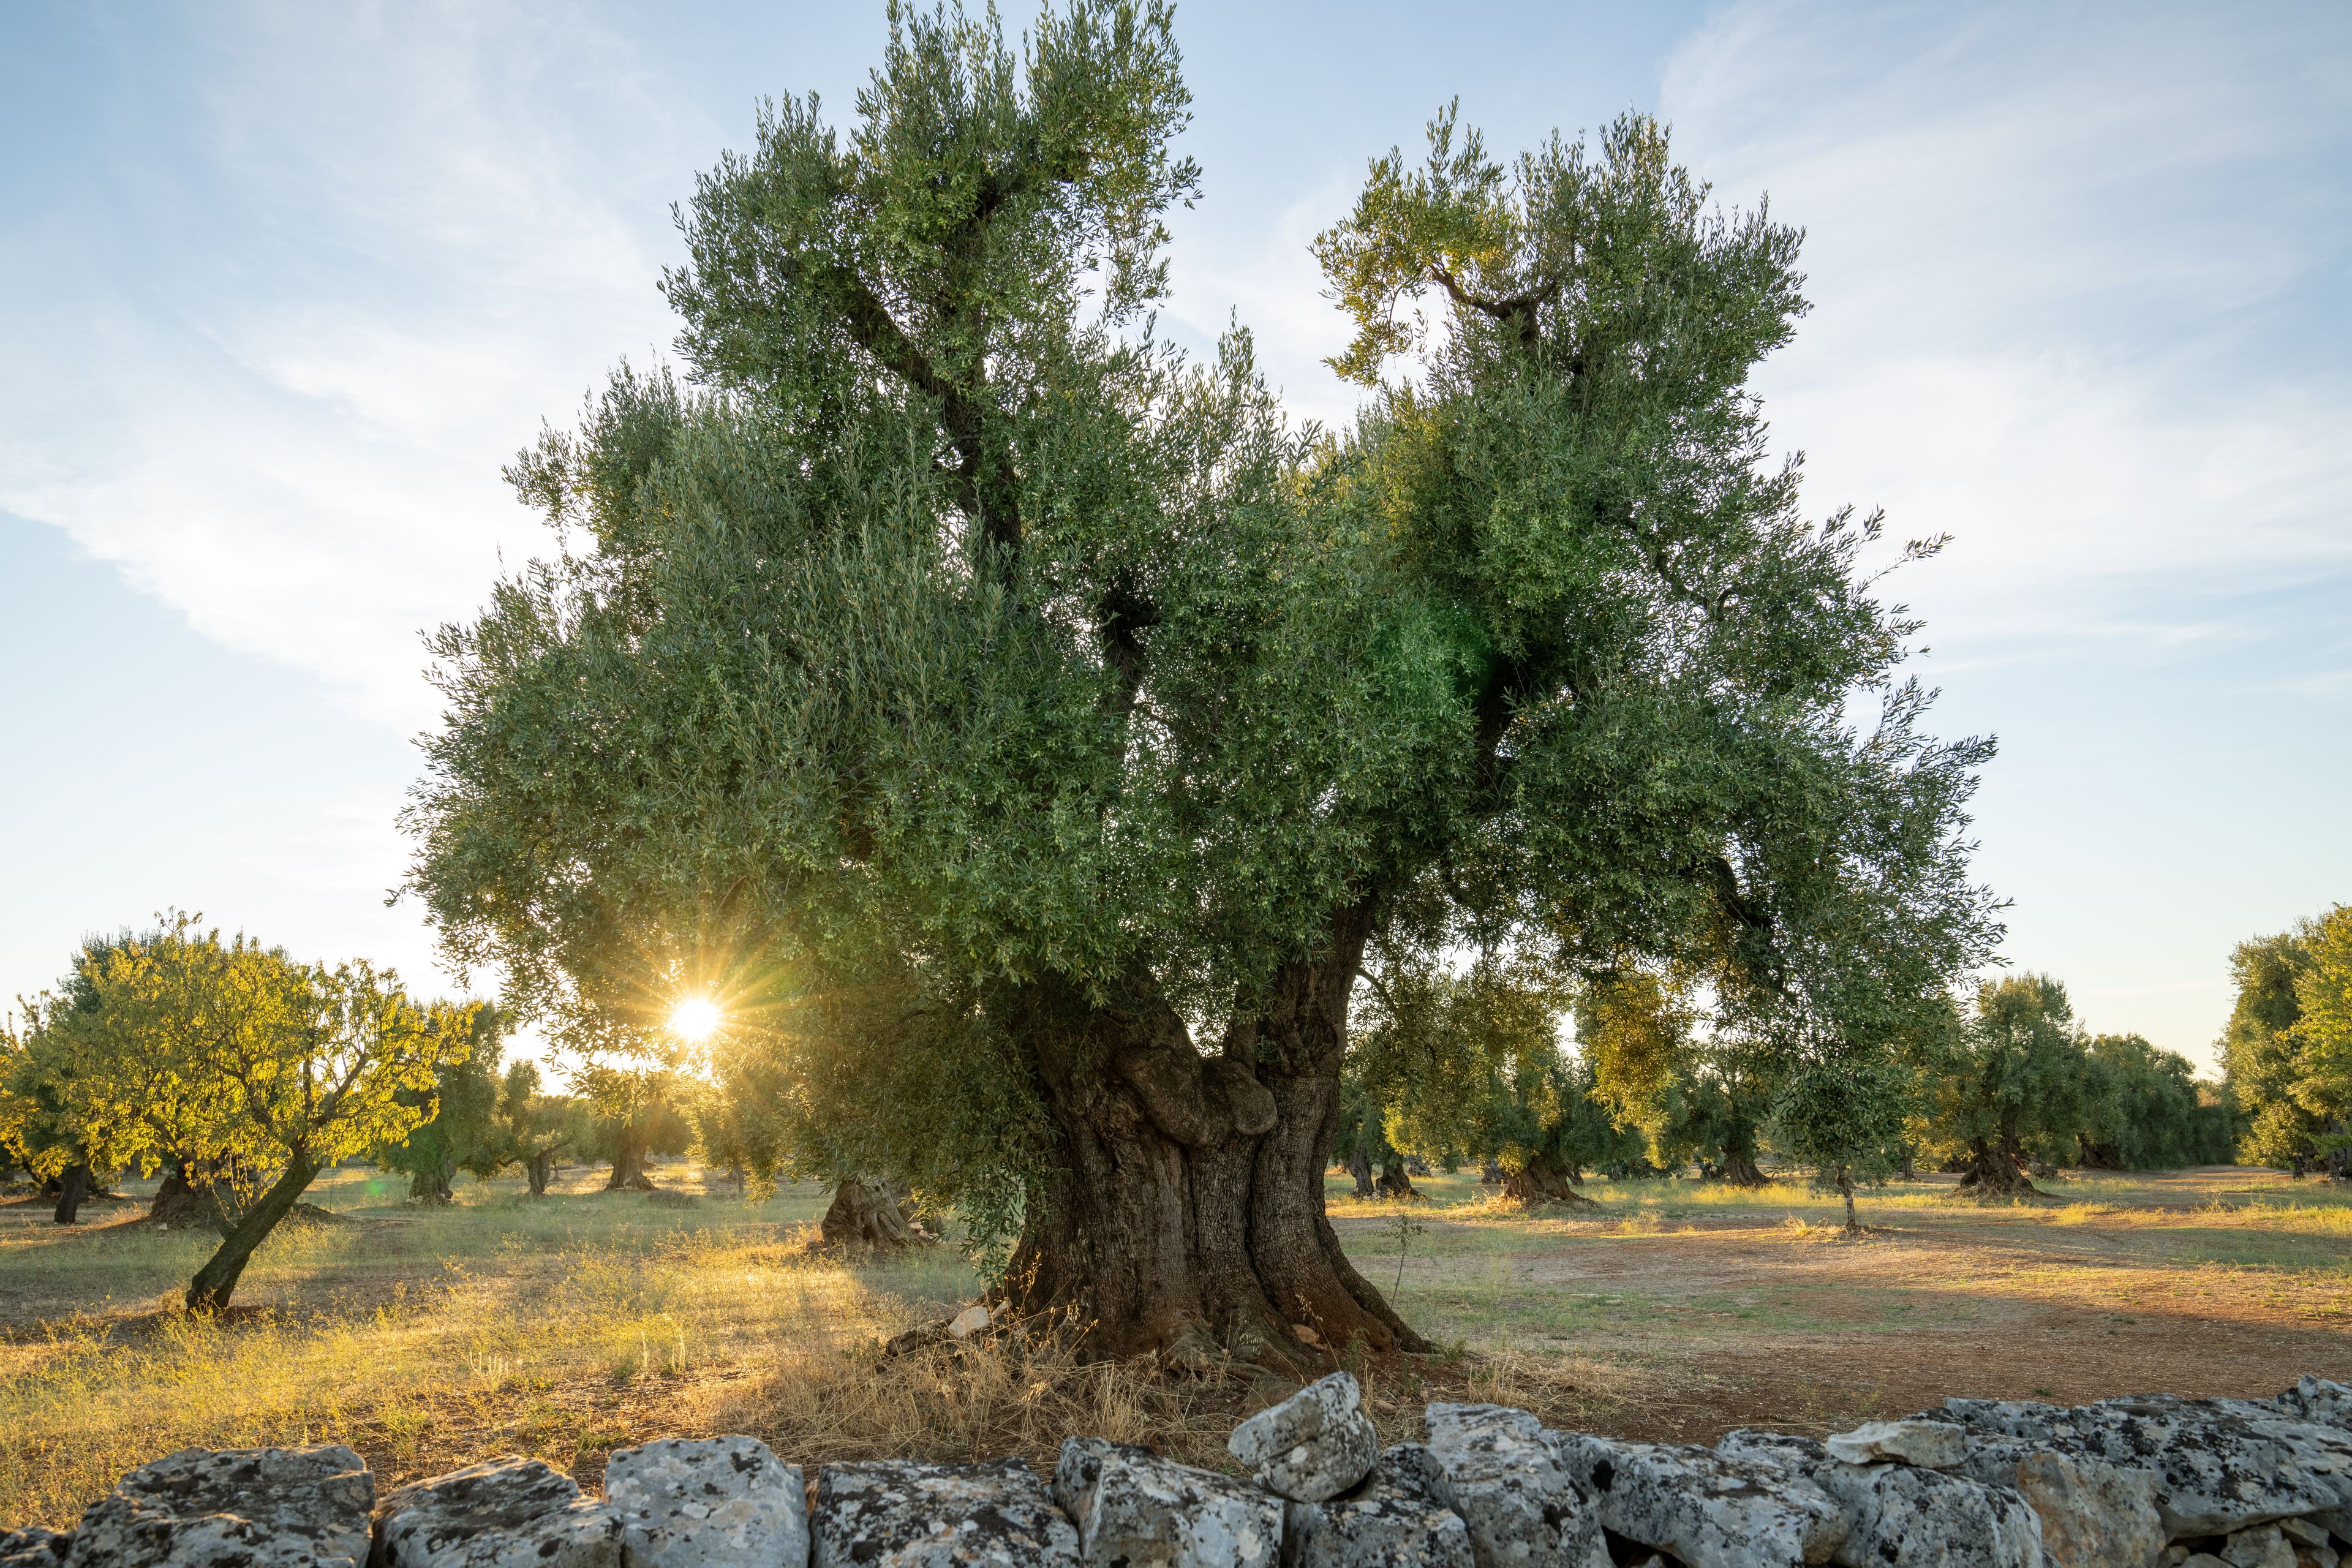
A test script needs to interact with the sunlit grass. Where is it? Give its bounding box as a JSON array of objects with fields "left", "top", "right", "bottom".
[{"left": 5, "top": 1159, "right": 2346, "bottom": 1528}]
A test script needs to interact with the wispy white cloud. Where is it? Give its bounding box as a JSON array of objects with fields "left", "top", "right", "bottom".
[
  {"left": 0, "top": 1, "right": 707, "bottom": 728},
  {"left": 1659, "top": 0, "right": 2352, "bottom": 650}
]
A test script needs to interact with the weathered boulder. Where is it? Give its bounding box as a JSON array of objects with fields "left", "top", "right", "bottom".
[
  {"left": 812, "top": 1458, "right": 1079, "bottom": 1568},
  {"left": 2278, "top": 1379, "right": 2352, "bottom": 1435},
  {"left": 1282, "top": 1445, "right": 1472, "bottom": 1568},
  {"left": 375, "top": 1456, "right": 620, "bottom": 1568},
  {"left": 1719, "top": 1430, "right": 2037, "bottom": 1568},
  {"left": 1822, "top": 1420, "right": 1966, "bottom": 1471},
  {"left": 67, "top": 1444, "right": 374, "bottom": 1568},
  {"left": 1052, "top": 1437, "right": 1281, "bottom": 1567},
  {"left": 0, "top": 1528, "right": 70, "bottom": 1568},
  {"left": 1418, "top": 1404, "right": 1609, "bottom": 1568},
  {"left": 1936, "top": 1396, "right": 2352, "bottom": 1538},
  {"left": 1953, "top": 1436, "right": 2166, "bottom": 1568},
  {"left": 2223, "top": 1528, "right": 2298, "bottom": 1568},
  {"left": 1551, "top": 1430, "right": 1843, "bottom": 1568},
  {"left": 1229, "top": 1374, "right": 1381, "bottom": 1505},
  {"left": 603, "top": 1436, "right": 807, "bottom": 1568}
]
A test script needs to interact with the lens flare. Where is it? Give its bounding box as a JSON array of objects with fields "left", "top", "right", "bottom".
[{"left": 668, "top": 997, "right": 723, "bottom": 1041}]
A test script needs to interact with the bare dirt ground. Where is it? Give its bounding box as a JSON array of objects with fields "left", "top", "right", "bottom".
[
  {"left": 2, "top": 1163, "right": 2346, "bottom": 1526},
  {"left": 1329, "top": 1167, "right": 2352, "bottom": 1441}
]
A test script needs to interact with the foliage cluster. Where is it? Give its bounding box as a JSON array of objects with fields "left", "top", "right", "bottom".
[
  {"left": 2221, "top": 905, "right": 2352, "bottom": 1174},
  {"left": 0, "top": 913, "right": 474, "bottom": 1308}
]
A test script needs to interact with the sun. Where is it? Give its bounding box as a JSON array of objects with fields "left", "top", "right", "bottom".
[{"left": 668, "top": 997, "right": 723, "bottom": 1042}]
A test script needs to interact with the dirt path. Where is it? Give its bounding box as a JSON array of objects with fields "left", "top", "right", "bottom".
[{"left": 1341, "top": 1207, "right": 2352, "bottom": 1441}]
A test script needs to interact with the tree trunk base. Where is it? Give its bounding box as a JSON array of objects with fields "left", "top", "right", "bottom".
[
  {"left": 1499, "top": 1155, "right": 1598, "bottom": 1209},
  {"left": 187, "top": 1157, "right": 322, "bottom": 1313},
  {"left": 820, "top": 1178, "right": 927, "bottom": 1251},
  {"left": 149, "top": 1168, "right": 228, "bottom": 1229},
  {"left": 410, "top": 1169, "right": 456, "bottom": 1205},
  {"left": 1954, "top": 1143, "right": 2043, "bottom": 1199},
  {"left": 51, "top": 1163, "right": 92, "bottom": 1226},
  {"left": 1715, "top": 1151, "right": 1768, "bottom": 1188},
  {"left": 1374, "top": 1160, "right": 1422, "bottom": 1200}
]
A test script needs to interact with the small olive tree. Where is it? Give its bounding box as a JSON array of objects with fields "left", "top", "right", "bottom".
[{"left": 7, "top": 914, "right": 473, "bottom": 1310}]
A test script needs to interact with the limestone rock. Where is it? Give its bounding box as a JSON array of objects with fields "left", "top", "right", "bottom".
[
  {"left": 1939, "top": 1400, "right": 2066, "bottom": 1442},
  {"left": 1953, "top": 1436, "right": 2166, "bottom": 1568},
  {"left": 1936, "top": 1396, "right": 2352, "bottom": 1539},
  {"left": 2225, "top": 1529, "right": 2298, "bottom": 1568},
  {"left": 1550, "top": 1430, "right": 1844, "bottom": 1568},
  {"left": 69, "top": 1444, "right": 374, "bottom": 1568},
  {"left": 1720, "top": 1429, "right": 2036, "bottom": 1568},
  {"left": 812, "top": 1458, "right": 1078, "bottom": 1568},
  {"left": 1813, "top": 1463, "right": 2037, "bottom": 1568},
  {"left": 0, "top": 1528, "right": 70, "bottom": 1568},
  {"left": 2278, "top": 1381, "right": 2352, "bottom": 1434},
  {"left": 1052, "top": 1437, "right": 1280, "bottom": 1567},
  {"left": 1823, "top": 1420, "right": 1966, "bottom": 1471},
  {"left": 1229, "top": 1374, "right": 1380, "bottom": 1504},
  {"left": 1281, "top": 1445, "right": 1472, "bottom": 1568},
  {"left": 603, "top": 1436, "right": 807, "bottom": 1568},
  {"left": 1419, "top": 1404, "right": 1609, "bottom": 1568},
  {"left": 376, "top": 1457, "right": 620, "bottom": 1568}
]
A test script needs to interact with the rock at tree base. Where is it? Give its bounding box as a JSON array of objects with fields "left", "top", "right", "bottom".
[
  {"left": 1053, "top": 1438, "right": 1280, "bottom": 1567},
  {"left": 1283, "top": 1445, "right": 1473, "bottom": 1568},
  {"left": 1229, "top": 1374, "right": 1380, "bottom": 1504},
  {"left": 1821, "top": 1420, "right": 1966, "bottom": 1470},
  {"left": 604, "top": 1436, "right": 807, "bottom": 1568},
  {"left": 375, "top": 1457, "right": 620, "bottom": 1568},
  {"left": 1719, "top": 1430, "right": 2039, "bottom": 1568},
  {"left": 0, "top": 1529, "right": 70, "bottom": 1568},
  {"left": 66, "top": 1444, "right": 372, "bottom": 1568},
  {"left": 1550, "top": 1430, "right": 1844, "bottom": 1568},
  {"left": 812, "top": 1458, "right": 1078, "bottom": 1567},
  {"left": 1417, "top": 1404, "right": 1610, "bottom": 1568}
]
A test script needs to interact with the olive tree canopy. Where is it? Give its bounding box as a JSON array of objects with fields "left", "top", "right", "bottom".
[{"left": 406, "top": 1, "right": 1997, "bottom": 1367}]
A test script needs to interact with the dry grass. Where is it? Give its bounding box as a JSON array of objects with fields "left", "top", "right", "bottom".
[{"left": 3, "top": 1159, "right": 2348, "bottom": 1529}]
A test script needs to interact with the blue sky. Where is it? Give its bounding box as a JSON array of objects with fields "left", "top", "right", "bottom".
[{"left": 2, "top": 1, "right": 2346, "bottom": 1070}]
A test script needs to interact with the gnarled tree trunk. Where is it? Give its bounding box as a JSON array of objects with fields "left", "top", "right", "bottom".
[
  {"left": 1718, "top": 1147, "right": 1768, "bottom": 1187},
  {"left": 1347, "top": 1147, "right": 1375, "bottom": 1198},
  {"left": 1374, "top": 1159, "right": 1420, "bottom": 1199},
  {"left": 410, "top": 1163, "right": 456, "bottom": 1205},
  {"left": 605, "top": 1131, "right": 656, "bottom": 1191},
  {"left": 1501, "top": 1151, "right": 1597, "bottom": 1208},
  {"left": 151, "top": 1159, "right": 227, "bottom": 1227},
  {"left": 820, "top": 1177, "right": 924, "bottom": 1250},
  {"left": 1955, "top": 1137, "right": 2040, "bottom": 1197},
  {"left": 1000, "top": 907, "right": 1427, "bottom": 1372}
]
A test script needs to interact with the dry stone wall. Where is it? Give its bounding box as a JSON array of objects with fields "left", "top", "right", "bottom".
[{"left": 6, "top": 1373, "right": 2351, "bottom": 1568}]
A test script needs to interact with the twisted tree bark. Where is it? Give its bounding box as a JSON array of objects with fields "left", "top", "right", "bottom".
[{"left": 1000, "top": 905, "right": 1427, "bottom": 1371}]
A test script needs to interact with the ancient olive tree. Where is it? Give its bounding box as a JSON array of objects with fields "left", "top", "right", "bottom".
[{"left": 405, "top": 3, "right": 1995, "bottom": 1366}]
